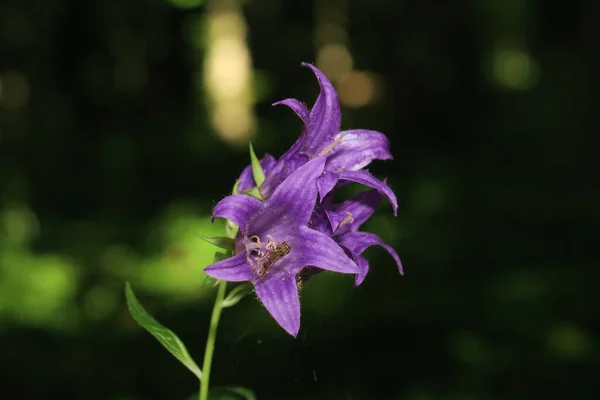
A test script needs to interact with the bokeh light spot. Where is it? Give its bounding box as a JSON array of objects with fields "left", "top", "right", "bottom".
[
  {"left": 212, "top": 104, "right": 255, "bottom": 142},
  {"left": 338, "top": 71, "right": 378, "bottom": 108},
  {"left": 547, "top": 324, "right": 591, "bottom": 359},
  {"left": 0, "top": 250, "right": 79, "bottom": 329},
  {"left": 135, "top": 202, "right": 226, "bottom": 298},
  {"left": 206, "top": 38, "right": 250, "bottom": 99},
  {"left": 314, "top": 22, "right": 348, "bottom": 47},
  {"left": 84, "top": 285, "right": 118, "bottom": 321},
  {"left": 489, "top": 47, "right": 540, "bottom": 90},
  {"left": 1, "top": 204, "right": 39, "bottom": 244},
  {"left": 316, "top": 44, "right": 353, "bottom": 83},
  {"left": 0, "top": 71, "right": 30, "bottom": 110},
  {"left": 202, "top": 5, "right": 255, "bottom": 145}
]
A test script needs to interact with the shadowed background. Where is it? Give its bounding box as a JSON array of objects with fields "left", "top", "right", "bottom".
[{"left": 0, "top": 0, "right": 597, "bottom": 399}]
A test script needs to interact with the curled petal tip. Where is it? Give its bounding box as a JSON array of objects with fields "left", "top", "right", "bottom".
[
  {"left": 381, "top": 177, "right": 398, "bottom": 216},
  {"left": 272, "top": 99, "right": 310, "bottom": 124},
  {"left": 301, "top": 62, "right": 325, "bottom": 81},
  {"left": 337, "top": 170, "right": 398, "bottom": 215},
  {"left": 300, "top": 62, "right": 331, "bottom": 87},
  {"left": 272, "top": 100, "right": 288, "bottom": 107}
]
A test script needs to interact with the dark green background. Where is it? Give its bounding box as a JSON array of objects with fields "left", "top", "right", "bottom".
[{"left": 1, "top": 0, "right": 597, "bottom": 399}]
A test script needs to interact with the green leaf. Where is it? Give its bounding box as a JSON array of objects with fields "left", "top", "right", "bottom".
[
  {"left": 240, "top": 186, "right": 263, "bottom": 201},
  {"left": 213, "top": 252, "right": 228, "bottom": 262},
  {"left": 222, "top": 283, "right": 253, "bottom": 308},
  {"left": 203, "top": 252, "right": 229, "bottom": 287},
  {"left": 202, "top": 275, "right": 219, "bottom": 287},
  {"left": 232, "top": 179, "right": 241, "bottom": 195},
  {"left": 225, "top": 219, "right": 239, "bottom": 239},
  {"left": 248, "top": 142, "right": 265, "bottom": 187},
  {"left": 125, "top": 282, "right": 202, "bottom": 379},
  {"left": 197, "top": 235, "right": 235, "bottom": 251}
]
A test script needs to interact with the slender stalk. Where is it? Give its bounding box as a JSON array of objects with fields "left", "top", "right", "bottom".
[{"left": 199, "top": 281, "right": 227, "bottom": 400}]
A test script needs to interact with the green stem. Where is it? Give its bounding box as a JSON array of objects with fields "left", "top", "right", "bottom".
[{"left": 199, "top": 280, "right": 227, "bottom": 400}]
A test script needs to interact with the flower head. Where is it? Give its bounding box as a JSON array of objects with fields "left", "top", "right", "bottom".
[
  {"left": 203, "top": 62, "right": 403, "bottom": 337},
  {"left": 205, "top": 157, "right": 359, "bottom": 337}
]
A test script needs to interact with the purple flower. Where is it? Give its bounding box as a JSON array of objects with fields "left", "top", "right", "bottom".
[
  {"left": 310, "top": 189, "right": 403, "bottom": 286},
  {"left": 258, "top": 63, "right": 398, "bottom": 214},
  {"left": 204, "top": 157, "right": 360, "bottom": 337}
]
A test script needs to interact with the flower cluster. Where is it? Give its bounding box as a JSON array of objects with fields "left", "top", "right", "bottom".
[{"left": 204, "top": 63, "right": 402, "bottom": 337}]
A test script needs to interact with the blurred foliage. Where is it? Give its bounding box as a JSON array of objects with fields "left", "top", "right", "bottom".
[{"left": 0, "top": 0, "right": 597, "bottom": 399}]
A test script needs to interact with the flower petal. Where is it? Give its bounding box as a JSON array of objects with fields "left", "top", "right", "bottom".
[
  {"left": 204, "top": 253, "right": 253, "bottom": 282},
  {"left": 262, "top": 154, "right": 277, "bottom": 172},
  {"left": 326, "top": 129, "right": 393, "bottom": 172},
  {"left": 354, "top": 255, "right": 370, "bottom": 286},
  {"left": 337, "top": 231, "right": 403, "bottom": 275},
  {"left": 337, "top": 170, "right": 398, "bottom": 215},
  {"left": 317, "top": 171, "right": 339, "bottom": 200},
  {"left": 307, "top": 203, "right": 333, "bottom": 236},
  {"left": 325, "top": 209, "right": 346, "bottom": 232},
  {"left": 254, "top": 274, "right": 301, "bottom": 337},
  {"left": 268, "top": 157, "right": 326, "bottom": 225},
  {"left": 237, "top": 154, "right": 277, "bottom": 192},
  {"left": 272, "top": 98, "right": 310, "bottom": 126},
  {"left": 296, "top": 227, "right": 359, "bottom": 274},
  {"left": 212, "top": 194, "right": 264, "bottom": 230},
  {"left": 301, "top": 63, "right": 341, "bottom": 155},
  {"left": 260, "top": 153, "right": 309, "bottom": 200},
  {"left": 331, "top": 189, "right": 382, "bottom": 234}
]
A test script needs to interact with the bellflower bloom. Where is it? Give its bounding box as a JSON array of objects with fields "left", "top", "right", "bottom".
[
  {"left": 256, "top": 63, "right": 398, "bottom": 214},
  {"left": 312, "top": 189, "right": 403, "bottom": 286},
  {"left": 205, "top": 158, "right": 360, "bottom": 337}
]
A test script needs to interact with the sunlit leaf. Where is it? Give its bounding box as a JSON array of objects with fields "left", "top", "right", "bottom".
[
  {"left": 222, "top": 283, "right": 253, "bottom": 308},
  {"left": 248, "top": 142, "right": 265, "bottom": 187},
  {"left": 125, "top": 282, "right": 202, "bottom": 379}
]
